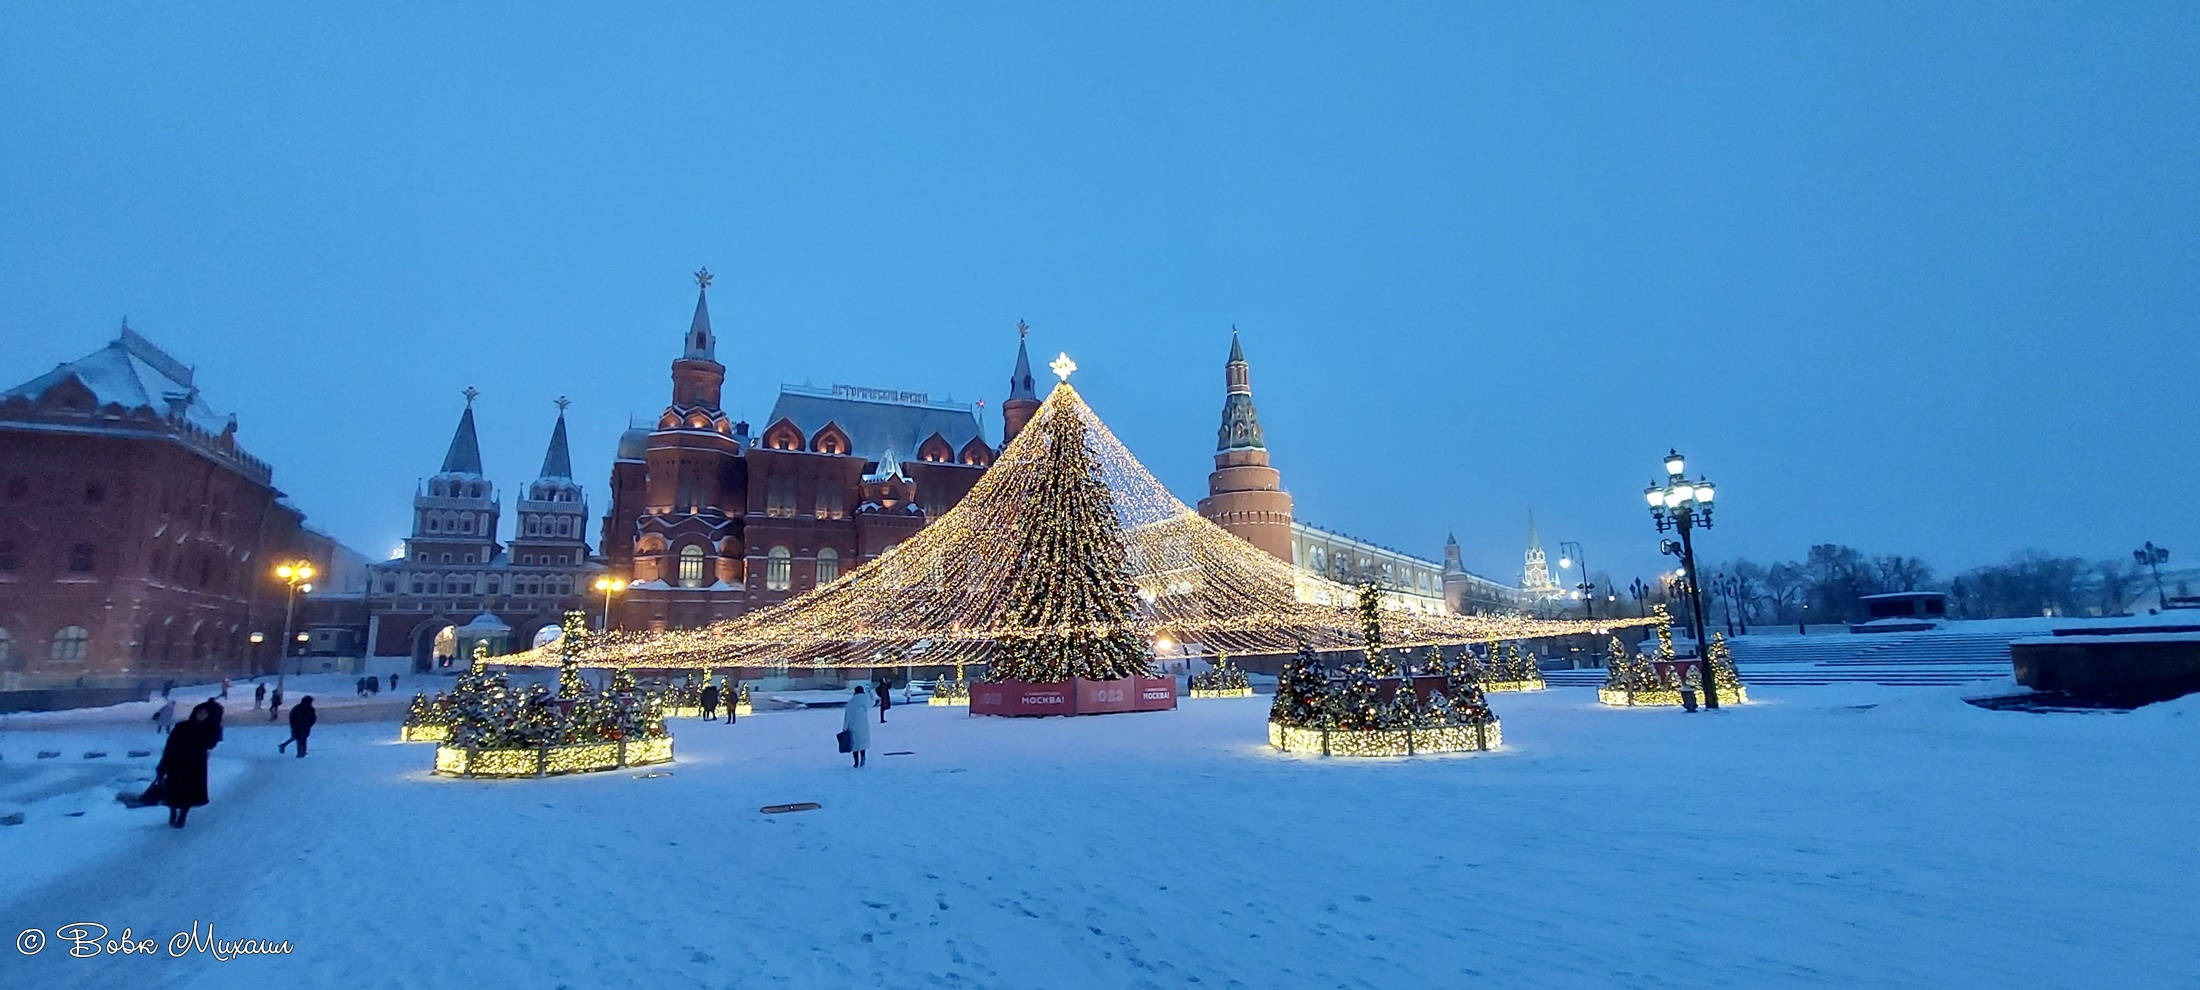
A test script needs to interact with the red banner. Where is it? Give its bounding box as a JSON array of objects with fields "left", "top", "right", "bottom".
[
  {"left": 971, "top": 681, "right": 1074, "bottom": 716},
  {"left": 970, "top": 677, "right": 1178, "bottom": 716},
  {"left": 1075, "top": 678, "right": 1137, "bottom": 713},
  {"left": 1134, "top": 676, "right": 1178, "bottom": 711}
]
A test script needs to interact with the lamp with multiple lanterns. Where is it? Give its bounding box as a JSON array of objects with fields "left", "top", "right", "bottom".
[
  {"left": 1644, "top": 449, "right": 1722, "bottom": 708},
  {"left": 273, "top": 560, "right": 315, "bottom": 691},
  {"left": 1556, "top": 540, "right": 1595, "bottom": 620}
]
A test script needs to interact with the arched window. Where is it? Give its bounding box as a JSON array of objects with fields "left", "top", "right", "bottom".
[
  {"left": 68, "top": 543, "right": 94, "bottom": 573},
  {"left": 49, "top": 625, "right": 90, "bottom": 662},
  {"left": 427, "top": 517, "right": 441, "bottom": 533},
  {"left": 678, "top": 546, "right": 707, "bottom": 588},
  {"left": 766, "top": 546, "right": 792, "bottom": 591},
  {"left": 815, "top": 548, "right": 840, "bottom": 584}
]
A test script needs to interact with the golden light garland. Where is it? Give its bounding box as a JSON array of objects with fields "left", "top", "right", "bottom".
[
  {"left": 496, "top": 384, "right": 1660, "bottom": 671},
  {"left": 433, "top": 737, "right": 676, "bottom": 778},
  {"left": 1267, "top": 719, "right": 1502, "bottom": 756}
]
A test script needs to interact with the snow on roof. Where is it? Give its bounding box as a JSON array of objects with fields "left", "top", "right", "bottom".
[{"left": 3, "top": 325, "right": 238, "bottom": 437}]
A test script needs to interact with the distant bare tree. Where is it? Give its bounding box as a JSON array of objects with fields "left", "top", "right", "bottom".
[
  {"left": 1763, "top": 562, "right": 1806, "bottom": 624},
  {"left": 2094, "top": 559, "right": 2138, "bottom": 615},
  {"left": 1874, "top": 555, "right": 1935, "bottom": 592}
]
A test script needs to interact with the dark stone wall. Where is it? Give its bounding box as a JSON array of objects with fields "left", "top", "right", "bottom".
[{"left": 2012, "top": 637, "right": 2200, "bottom": 706}]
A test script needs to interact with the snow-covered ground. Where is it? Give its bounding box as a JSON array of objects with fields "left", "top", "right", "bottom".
[{"left": 3, "top": 684, "right": 2195, "bottom": 988}]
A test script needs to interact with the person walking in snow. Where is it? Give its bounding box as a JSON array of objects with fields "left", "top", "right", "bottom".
[
  {"left": 875, "top": 678, "right": 891, "bottom": 723},
  {"left": 254, "top": 682, "right": 266, "bottom": 710},
  {"left": 161, "top": 679, "right": 175, "bottom": 699},
  {"left": 279, "top": 697, "right": 317, "bottom": 757},
  {"left": 700, "top": 682, "right": 720, "bottom": 721},
  {"left": 268, "top": 686, "right": 283, "bottom": 721},
  {"left": 220, "top": 677, "right": 231, "bottom": 699},
  {"left": 389, "top": 673, "right": 398, "bottom": 691},
  {"left": 1679, "top": 663, "right": 1701, "bottom": 713},
  {"left": 724, "top": 680, "right": 738, "bottom": 724},
  {"left": 157, "top": 702, "right": 219, "bottom": 828},
  {"left": 152, "top": 698, "right": 177, "bottom": 734},
  {"left": 841, "top": 686, "right": 873, "bottom": 768}
]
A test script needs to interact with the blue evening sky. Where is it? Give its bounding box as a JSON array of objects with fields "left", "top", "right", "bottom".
[{"left": 4, "top": 4, "right": 2196, "bottom": 585}]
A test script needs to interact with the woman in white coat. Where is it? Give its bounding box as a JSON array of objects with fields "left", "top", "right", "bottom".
[{"left": 841, "top": 686, "right": 874, "bottom": 768}]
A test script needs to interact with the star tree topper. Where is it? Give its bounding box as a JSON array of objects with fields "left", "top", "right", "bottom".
[{"left": 1050, "top": 352, "right": 1076, "bottom": 381}]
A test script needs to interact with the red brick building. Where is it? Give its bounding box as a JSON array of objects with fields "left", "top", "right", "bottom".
[
  {"left": 0, "top": 326, "right": 358, "bottom": 688},
  {"left": 601, "top": 272, "right": 1020, "bottom": 631}
]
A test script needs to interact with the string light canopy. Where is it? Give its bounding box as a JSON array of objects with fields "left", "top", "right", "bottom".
[{"left": 505, "top": 381, "right": 1661, "bottom": 670}]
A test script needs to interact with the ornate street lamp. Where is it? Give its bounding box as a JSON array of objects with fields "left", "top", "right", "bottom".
[
  {"left": 1714, "top": 573, "right": 1748, "bottom": 638},
  {"left": 1557, "top": 540, "right": 1594, "bottom": 620},
  {"left": 594, "top": 576, "right": 628, "bottom": 631},
  {"left": 2134, "top": 542, "right": 2171, "bottom": 609},
  {"left": 1645, "top": 449, "right": 1722, "bottom": 708},
  {"left": 273, "top": 560, "right": 314, "bottom": 693}
]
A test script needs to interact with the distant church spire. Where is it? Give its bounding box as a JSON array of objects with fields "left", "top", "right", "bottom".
[
  {"left": 1001, "top": 319, "right": 1042, "bottom": 442},
  {"left": 538, "top": 397, "right": 574, "bottom": 480},
  {"left": 440, "top": 388, "right": 485, "bottom": 476},
  {"left": 1216, "top": 325, "right": 1264, "bottom": 451},
  {"left": 1008, "top": 319, "right": 1036, "bottom": 401},
  {"left": 684, "top": 267, "right": 716, "bottom": 361}
]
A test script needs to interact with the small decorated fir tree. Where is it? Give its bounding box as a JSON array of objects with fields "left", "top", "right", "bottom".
[
  {"left": 1379, "top": 675, "right": 1422, "bottom": 729},
  {"left": 1356, "top": 584, "right": 1391, "bottom": 676},
  {"left": 1270, "top": 641, "right": 1331, "bottom": 727},
  {"left": 1707, "top": 633, "right": 1743, "bottom": 692},
  {"left": 1326, "top": 653, "right": 1385, "bottom": 730}
]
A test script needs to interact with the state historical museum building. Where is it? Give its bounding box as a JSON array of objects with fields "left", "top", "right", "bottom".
[{"left": 600, "top": 271, "right": 1040, "bottom": 632}]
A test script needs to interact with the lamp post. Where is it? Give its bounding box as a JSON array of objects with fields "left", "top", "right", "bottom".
[
  {"left": 273, "top": 561, "right": 314, "bottom": 694},
  {"left": 1629, "top": 577, "right": 1650, "bottom": 618},
  {"left": 594, "top": 577, "right": 627, "bottom": 631},
  {"left": 1714, "top": 573, "right": 1746, "bottom": 638},
  {"left": 2134, "top": 542, "right": 2171, "bottom": 609},
  {"left": 1645, "top": 449, "right": 1721, "bottom": 708},
  {"left": 1557, "top": 541, "right": 1593, "bottom": 620}
]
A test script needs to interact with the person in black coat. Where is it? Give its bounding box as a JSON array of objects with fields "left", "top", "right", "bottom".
[
  {"left": 254, "top": 682, "right": 267, "bottom": 710},
  {"left": 875, "top": 679, "right": 892, "bottom": 723},
  {"left": 279, "top": 697, "right": 317, "bottom": 757},
  {"left": 157, "top": 703, "right": 219, "bottom": 828},
  {"left": 202, "top": 698, "right": 224, "bottom": 747},
  {"left": 700, "top": 682, "right": 720, "bottom": 720}
]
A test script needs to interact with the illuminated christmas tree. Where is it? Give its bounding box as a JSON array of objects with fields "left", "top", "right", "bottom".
[
  {"left": 1707, "top": 633, "right": 1746, "bottom": 698},
  {"left": 1192, "top": 652, "right": 1252, "bottom": 694},
  {"left": 1379, "top": 674, "right": 1422, "bottom": 729},
  {"left": 1326, "top": 653, "right": 1385, "bottom": 730},
  {"left": 989, "top": 394, "right": 1154, "bottom": 683},
  {"left": 1356, "top": 584, "right": 1394, "bottom": 676},
  {"left": 1270, "top": 641, "right": 1331, "bottom": 727}
]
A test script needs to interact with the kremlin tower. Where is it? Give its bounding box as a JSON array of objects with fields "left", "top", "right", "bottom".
[{"left": 1196, "top": 329, "right": 1295, "bottom": 563}]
